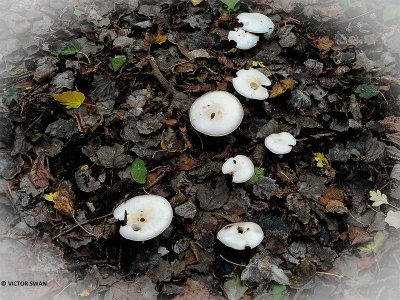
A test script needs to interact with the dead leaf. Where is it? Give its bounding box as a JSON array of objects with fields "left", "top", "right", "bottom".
[
  {"left": 43, "top": 182, "right": 76, "bottom": 215},
  {"left": 173, "top": 279, "right": 210, "bottom": 300},
  {"left": 29, "top": 154, "right": 56, "bottom": 189},
  {"left": 51, "top": 91, "right": 86, "bottom": 109},
  {"left": 319, "top": 187, "right": 347, "bottom": 213},
  {"left": 145, "top": 25, "right": 167, "bottom": 46},
  {"left": 380, "top": 116, "right": 400, "bottom": 132},
  {"left": 146, "top": 165, "right": 171, "bottom": 188},
  {"left": 385, "top": 210, "right": 400, "bottom": 229},
  {"left": 314, "top": 36, "right": 334, "bottom": 52},
  {"left": 348, "top": 225, "right": 372, "bottom": 245},
  {"left": 191, "top": 0, "right": 203, "bottom": 5},
  {"left": 177, "top": 154, "right": 198, "bottom": 171},
  {"left": 269, "top": 78, "right": 296, "bottom": 98}
]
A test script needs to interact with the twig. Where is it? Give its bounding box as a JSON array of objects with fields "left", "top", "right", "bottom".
[
  {"left": 52, "top": 213, "right": 113, "bottom": 240},
  {"left": 66, "top": 259, "right": 118, "bottom": 270},
  {"left": 316, "top": 271, "right": 344, "bottom": 278},
  {"left": 147, "top": 55, "right": 178, "bottom": 95},
  {"left": 72, "top": 215, "right": 95, "bottom": 237},
  {"left": 219, "top": 254, "right": 246, "bottom": 267}
]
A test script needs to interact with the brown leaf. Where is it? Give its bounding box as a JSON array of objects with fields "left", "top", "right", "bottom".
[
  {"left": 146, "top": 165, "right": 171, "bottom": 188},
  {"left": 144, "top": 25, "right": 167, "bottom": 46},
  {"left": 269, "top": 78, "right": 296, "bottom": 98},
  {"left": 173, "top": 279, "right": 211, "bottom": 300},
  {"left": 177, "top": 154, "right": 198, "bottom": 171},
  {"left": 348, "top": 225, "right": 372, "bottom": 246},
  {"left": 380, "top": 116, "right": 400, "bottom": 132},
  {"left": 29, "top": 154, "right": 56, "bottom": 188},
  {"left": 315, "top": 36, "right": 334, "bottom": 52},
  {"left": 319, "top": 187, "right": 347, "bottom": 213}
]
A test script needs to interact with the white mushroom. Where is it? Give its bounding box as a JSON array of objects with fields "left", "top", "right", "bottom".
[
  {"left": 222, "top": 155, "right": 254, "bottom": 183},
  {"left": 237, "top": 12, "right": 275, "bottom": 35},
  {"left": 232, "top": 68, "right": 271, "bottom": 100},
  {"left": 228, "top": 28, "right": 259, "bottom": 50},
  {"left": 264, "top": 132, "right": 296, "bottom": 155},
  {"left": 113, "top": 195, "right": 173, "bottom": 241},
  {"left": 217, "top": 222, "right": 264, "bottom": 250},
  {"left": 189, "top": 91, "right": 244, "bottom": 136}
]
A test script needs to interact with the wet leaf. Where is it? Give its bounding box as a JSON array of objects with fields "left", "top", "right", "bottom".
[
  {"left": 369, "top": 190, "right": 388, "bottom": 207},
  {"left": 220, "top": 0, "right": 240, "bottom": 11},
  {"left": 51, "top": 91, "right": 86, "bottom": 109},
  {"left": 110, "top": 55, "right": 127, "bottom": 72},
  {"left": 58, "top": 40, "right": 82, "bottom": 56},
  {"left": 355, "top": 84, "right": 379, "bottom": 99},
  {"left": 191, "top": 0, "right": 203, "bottom": 5},
  {"left": 130, "top": 158, "right": 147, "bottom": 184},
  {"left": 104, "top": 276, "right": 158, "bottom": 300},
  {"left": 314, "top": 152, "right": 330, "bottom": 168},
  {"left": 43, "top": 182, "right": 76, "bottom": 216},
  {"left": 319, "top": 187, "right": 347, "bottom": 214},
  {"left": 155, "top": 25, "right": 167, "bottom": 45},
  {"left": 223, "top": 276, "right": 248, "bottom": 300},
  {"left": 270, "top": 79, "right": 296, "bottom": 98},
  {"left": 248, "top": 167, "right": 265, "bottom": 184},
  {"left": 315, "top": 36, "right": 334, "bottom": 52},
  {"left": 30, "top": 133, "right": 43, "bottom": 142},
  {"left": 385, "top": 210, "right": 400, "bottom": 228},
  {"left": 173, "top": 279, "right": 211, "bottom": 300},
  {"left": 29, "top": 154, "right": 56, "bottom": 188},
  {"left": 254, "top": 285, "right": 286, "bottom": 300},
  {"left": 358, "top": 231, "right": 387, "bottom": 254},
  {"left": 97, "top": 144, "right": 132, "bottom": 169}
]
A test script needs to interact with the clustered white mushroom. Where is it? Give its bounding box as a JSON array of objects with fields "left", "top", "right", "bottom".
[
  {"left": 217, "top": 222, "right": 264, "bottom": 250},
  {"left": 232, "top": 68, "right": 271, "bottom": 100},
  {"left": 228, "top": 12, "right": 275, "bottom": 50},
  {"left": 222, "top": 155, "right": 254, "bottom": 183},
  {"left": 113, "top": 195, "right": 173, "bottom": 241},
  {"left": 265, "top": 132, "right": 297, "bottom": 155}
]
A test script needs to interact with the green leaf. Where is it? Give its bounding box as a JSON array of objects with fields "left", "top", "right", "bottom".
[
  {"left": 188, "top": 71, "right": 208, "bottom": 83},
  {"left": 355, "top": 84, "right": 379, "bottom": 99},
  {"left": 130, "top": 158, "right": 147, "bottom": 184},
  {"left": 382, "top": 4, "right": 400, "bottom": 22},
  {"left": 31, "top": 133, "right": 43, "bottom": 142},
  {"left": 111, "top": 55, "right": 127, "bottom": 72},
  {"left": 220, "top": 0, "right": 240, "bottom": 12},
  {"left": 358, "top": 231, "right": 387, "bottom": 254},
  {"left": 254, "top": 284, "right": 287, "bottom": 300},
  {"left": 4, "top": 88, "right": 19, "bottom": 104},
  {"left": 223, "top": 277, "right": 248, "bottom": 300},
  {"left": 248, "top": 167, "right": 265, "bottom": 184},
  {"left": 51, "top": 91, "right": 86, "bottom": 109},
  {"left": 58, "top": 40, "right": 82, "bottom": 56}
]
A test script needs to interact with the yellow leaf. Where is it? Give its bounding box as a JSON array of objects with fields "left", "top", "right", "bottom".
[
  {"left": 43, "top": 183, "right": 76, "bottom": 215},
  {"left": 191, "top": 0, "right": 203, "bottom": 5},
  {"left": 51, "top": 91, "right": 86, "bottom": 109},
  {"left": 251, "top": 60, "right": 267, "bottom": 68},
  {"left": 155, "top": 25, "right": 167, "bottom": 45},
  {"left": 269, "top": 79, "right": 296, "bottom": 98},
  {"left": 43, "top": 192, "right": 58, "bottom": 202},
  {"left": 314, "top": 152, "right": 330, "bottom": 168}
]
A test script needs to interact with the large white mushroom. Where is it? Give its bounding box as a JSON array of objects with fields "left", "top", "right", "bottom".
[
  {"left": 222, "top": 155, "right": 254, "bottom": 183},
  {"left": 264, "top": 132, "right": 296, "bottom": 155},
  {"left": 217, "top": 222, "right": 264, "bottom": 250},
  {"left": 237, "top": 12, "right": 275, "bottom": 35},
  {"left": 232, "top": 68, "right": 271, "bottom": 100},
  {"left": 113, "top": 195, "right": 173, "bottom": 241},
  {"left": 189, "top": 91, "right": 244, "bottom": 136},
  {"left": 228, "top": 28, "right": 259, "bottom": 50}
]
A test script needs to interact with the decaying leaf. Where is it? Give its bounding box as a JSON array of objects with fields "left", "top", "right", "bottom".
[
  {"left": 29, "top": 154, "right": 56, "bottom": 189},
  {"left": 319, "top": 187, "right": 347, "bottom": 214},
  {"left": 385, "top": 210, "right": 400, "bottom": 229},
  {"left": 223, "top": 276, "right": 248, "bottom": 300},
  {"left": 269, "top": 79, "right": 296, "bottom": 98},
  {"left": 314, "top": 36, "right": 334, "bottom": 52},
  {"left": 51, "top": 91, "right": 86, "bottom": 109},
  {"left": 355, "top": 84, "right": 379, "bottom": 99},
  {"left": 252, "top": 60, "right": 267, "bottom": 68},
  {"left": 369, "top": 190, "right": 388, "bottom": 207},
  {"left": 43, "top": 182, "right": 76, "bottom": 215},
  {"left": 358, "top": 231, "right": 387, "bottom": 254},
  {"left": 177, "top": 154, "right": 198, "bottom": 171},
  {"left": 314, "top": 152, "right": 330, "bottom": 168},
  {"left": 173, "top": 279, "right": 211, "bottom": 300},
  {"left": 191, "top": 0, "right": 203, "bottom": 5},
  {"left": 145, "top": 25, "right": 167, "bottom": 45}
]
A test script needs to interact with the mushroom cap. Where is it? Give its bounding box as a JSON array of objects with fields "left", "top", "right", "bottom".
[
  {"left": 113, "top": 195, "right": 173, "bottom": 241},
  {"left": 189, "top": 91, "right": 244, "bottom": 136},
  {"left": 228, "top": 28, "right": 259, "bottom": 50},
  {"left": 217, "top": 222, "right": 264, "bottom": 250},
  {"left": 222, "top": 155, "right": 254, "bottom": 183},
  {"left": 237, "top": 12, "right": 275, "bottom": 35},
  {"left": 232, "top": 68, "right": 271, "bottom": 100},
  {"left": 264, "top": 132, "right": 296, "bottom": 155}
]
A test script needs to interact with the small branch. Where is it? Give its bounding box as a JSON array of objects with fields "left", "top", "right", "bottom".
[
  {"left": 219, "top": 255, "right": 246, "bottom": 267},
  {"left": 316, "top": 271, "right": 344, "bottom": 278},
  {"left": 67, "top": 259, "right": 118, "bottom": 270},
  {"left": 147, "top": 55, "right": 178, "bottom": 96},
  {"left": 52, "top": 213, "right": 113, "bottom": 240}
]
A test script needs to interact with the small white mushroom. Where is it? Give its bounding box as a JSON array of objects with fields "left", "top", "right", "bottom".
[
  {"left": 232, "top": 68, "right": 271, "bottom": 100},
  {"left": 222, "top": 155, "right": 254, "bottom": 183},
  {"left": 113, "top": 195, "right": 173, "bottom": 241},
  {"left": 264, "top": 132, "right": 296, "bottom": 155},
  {"left": 217, "top": 222, "right": 264, "bottom": 250},
  {"left": 189, "top": 91, "right": 244, "bottom": 136},
  {"left": 237, "top": 12, "right": 275, "bottom": 35},
  {"left": 228, "top": 28, "right": 259, "bottom": 50}
]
